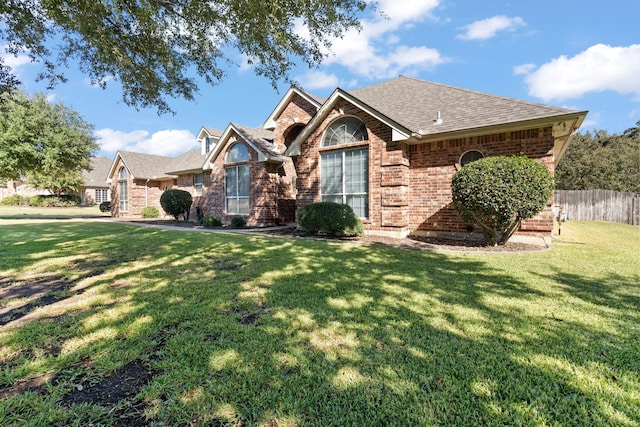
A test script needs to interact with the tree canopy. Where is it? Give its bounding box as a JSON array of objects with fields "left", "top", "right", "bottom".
[
  {"left": 0, "top": 90, "right": 98, "bottom": 194},
  {"left": 556, "top": 121, "right": 640, "bottom": 194},
  {"left": 0, "top": 0, "right": 370, "bottom": 114}
]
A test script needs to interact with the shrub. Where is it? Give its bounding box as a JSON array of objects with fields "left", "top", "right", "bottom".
[
  {"left": 27, "top": 194, "right": 81, "bottom": 207},
  {"left": 230, "top": 216, "right": 247, "bottom": 228},
  {"left": 202, "top": 216, "right": 222, "bottom": 227},
  {"left": 452, "top": 155, "right": 554, "bottom": 246},
  {"left": 297, "top": 202, "right": 364, "bottom": 237},
  {"left": 99, "top": 201, "right": 111, "bottom": 213},
  {"left": 160, "top": 189, "right": 192, "bottom": 222},
  {"left": 0, "top": 194, "right": 23, "bottom": 206},
  {"left": 141, "top": 206, "right": 159, "bottom": 218}
]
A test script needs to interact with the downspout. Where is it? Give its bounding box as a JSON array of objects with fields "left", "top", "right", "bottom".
[{"left": 145, "top": 179, "right": 150, "bottom": 207}]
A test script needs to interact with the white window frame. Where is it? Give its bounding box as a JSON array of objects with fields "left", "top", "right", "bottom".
[
  {"left": 320, "top": 147, "right": 369, "bottom": 218},
  {"left": 194, "top": 173, "right": 203, "bottom": 196},
  {"left": 225, "top": 143, "right": 250, "bottom": 215}
]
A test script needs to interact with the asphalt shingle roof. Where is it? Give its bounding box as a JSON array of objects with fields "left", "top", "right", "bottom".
[
  {"left": 82, "top": 156, "right": 112, "bottom": 187},
  {"left": 233, "top": 124, "right": 286, "bottom": 161},
  {"left": 118, "top": 151, "right": 176, "bottom": 180},
  {"left": 348, "top": 76, "right": 581, "bottom": 135},
  {"left": 166, "top": 149, "right": 208, "bottom": 174}
]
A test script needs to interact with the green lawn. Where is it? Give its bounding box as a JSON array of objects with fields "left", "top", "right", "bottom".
[
  {"left": 0, "top": 205, "right": 109, "bottom": 217},
  {"left": 0, "top": 219, "right": 638, "bottom": 426}
]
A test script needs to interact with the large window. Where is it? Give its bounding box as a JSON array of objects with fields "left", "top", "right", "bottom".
[
  {"left": 320, "top": 117, "right": 369, "bottom": 218},
  {"left": 321, "top": 148, "right": 369, "bottom": 218},
  {"left": 118, "top": 167, "right": 128, "bottom": 212},
  {"left": 225, "top": 143, "right": 249, "bottom": 215},
  {"left": 95, "top": 189, "right": 109, "bottom": 204},
  {"left": 194, "top": 173, "right": 203, "bottom": 196}
]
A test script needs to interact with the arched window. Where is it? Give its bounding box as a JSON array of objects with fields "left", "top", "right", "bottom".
[
  {"left": 118, "top": 167, "right": 128, "bottom": 212},
  {"left": 322, "top": 117, "right": 368, "bottom": 147},
  {"left": 320, "top": 117, "right": 369, "bottom": 218},
  {"left": 460, "top": 150, "right": 484, "bottom": 167},
  {"left": 225, "top": 143, "right": 250, "bottom": 215},
  {"left": 226, "top": 142, "right": 249, "bottom": 163}
]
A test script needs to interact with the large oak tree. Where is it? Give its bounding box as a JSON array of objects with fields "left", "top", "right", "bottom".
[
  {"left": 0, "top": 0, "right": 370, "bottom": 113},
  {"left": 0, "top": 90, "right": 98, "bottom": 194}
]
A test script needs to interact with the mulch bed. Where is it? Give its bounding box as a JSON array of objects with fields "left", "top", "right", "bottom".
[{"left": 125, "top": 219, "right": 548, "bottom": 253}]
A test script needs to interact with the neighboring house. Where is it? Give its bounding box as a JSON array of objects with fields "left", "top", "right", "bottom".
[
  {"left": 107, "top": 151, "right": 178, "bottom": 217},
  {"left": 80, "top": 156, "right": 112, "bottom": 206},
  {"left": 106, "top": 127, "right": 224, "bottom": 217},
  {"left": 109, "top": 76, "right": 588, "bottom": 242}
]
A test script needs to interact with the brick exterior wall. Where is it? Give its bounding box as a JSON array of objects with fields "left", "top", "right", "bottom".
[
  {"left": 294, "top": 102, "right": 556, "bottom": 238},
  {"left": 106, "top": 93, "right": 557, "bottom": 240},
  {"left": 109, "top": 159, "right": 174, "bottom": 218}
]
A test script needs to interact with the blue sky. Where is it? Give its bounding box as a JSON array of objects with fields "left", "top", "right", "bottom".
[{"left": 4, "top": 0, "right": 639, "bottom": 157}]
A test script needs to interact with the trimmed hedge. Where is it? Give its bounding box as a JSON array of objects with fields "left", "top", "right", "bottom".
[
  {"left": 160, "top": 189, "right": 192, "bottom": 222},
  {"left": 202, "top": 216, "right": 222, "bottom": 227},
  {"left": 452, "top": 155, "right": 554, "bottom": 246},
  {"left": 297, "top": 202, "right": 363, "bottom": 237},
  {"left": 230, "top": 216, "right": 247, "bottom": 228},
  {"left": 141, "top": 206, "right": 159, "bottom": 218},
  {"left": 28, "top": 194, "right": 81, "bottom": 207}
]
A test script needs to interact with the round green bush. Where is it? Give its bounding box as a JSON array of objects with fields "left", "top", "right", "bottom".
[
  {"left": 141, "top": 206, "right": 159, "bottom": 218},
  {"left": 297, "top": 202, "right": 364, "bottom": 237},
  {"left": 0, "top": 194, "right": 24, "bottom": 206},
  {"left": 452, "top": 155, "right": 554, "bottom": 246},
  {"left": 160, "top": 189, "right": 193, "bottom": 221},
  {"left": 99, "top": 201, "right": 111, "bottom": 212},
  {"left": 230, "top": 216, "right": 247, "bottom": 228},
  {"left": 202, "top": 216, "right": 222, "bottom": 227}
]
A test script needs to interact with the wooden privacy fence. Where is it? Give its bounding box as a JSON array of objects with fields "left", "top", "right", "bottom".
[{"left": 554, "top": 190, "right": 640, "bottom": 225}]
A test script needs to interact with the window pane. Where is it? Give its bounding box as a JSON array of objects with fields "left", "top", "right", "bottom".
[
  {"left": 321, "top": 152, "right": 342, "bottom": 195},
  {"left": 322, "top": 195, "right": 343, "bottom": 204},
  {"left": 346, "top": 195, "right": 367, "bottom": 218},
  {"left": 345, "top": 148, "right": 368, "bottom": 193},
  {"left": 238, "top": 197, "right": 249, "bottom": 214},
  {"left": 238, "top": 164, "right": 249, "bottom": 197},
  {"left": 226, "top": 167, "right": 237, "bottom": 196},
  {"left": 227, "top": 197, "right": 238, "bottom": 214},
  {"left": 226, "top": 143, "right": 249, "bottom": 163}
]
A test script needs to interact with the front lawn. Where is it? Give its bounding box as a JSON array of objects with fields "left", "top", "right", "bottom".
[{"left": 0, "top": 219, "right": 638, "bottom": 426}]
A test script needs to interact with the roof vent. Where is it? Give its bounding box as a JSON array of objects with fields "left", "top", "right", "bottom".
[{"left": 433, "top": 111, "right": 443, "bottom": 125}]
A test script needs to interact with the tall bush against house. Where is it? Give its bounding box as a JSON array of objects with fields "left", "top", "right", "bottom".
[
  {"left": 160, "top": 189, "right": 192, "bottom": 222},
  {"left": 452, "top": 155, "right": 554, "bottom": 246}
]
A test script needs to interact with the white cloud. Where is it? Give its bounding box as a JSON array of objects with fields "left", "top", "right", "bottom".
[
  {"left": 296, "top": 0, "right": 446, "bottom": 82},
  {"left": 457, "top": 15, "right": 525, "bottom": 40},
  {"left": 296, "top": 70, "right": 341, "bottom": 90},
  {"left": 95, "top": 128, "right": 197, "bottom": 157},
  {"left": 513, "top": 63, "right": 536, "bottom": 75},
  {"left": 518, "top": 44, "right": 640, "bottom": 101},
  {"left": 1, "top": 46, "right": 31, "bottom": 78}
]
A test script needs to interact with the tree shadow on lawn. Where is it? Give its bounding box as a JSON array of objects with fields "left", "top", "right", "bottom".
[{"left": 0, "top": 221, "right": 638, "bottom": 425}]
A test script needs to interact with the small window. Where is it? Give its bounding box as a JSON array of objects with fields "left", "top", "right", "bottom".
[
  {"left": 205, "top": 137, "right": 212, "bottom": 153},
  {"left": 194, "top": 173, "right": 203, "bottom": 196},
  {"left": 322, "top": 117, "right": 368, "bottom": 147},
  {"left": 119, "top": 167, "right": 127, "bottom": 179},
  {"left": 460, "top": 150, "right": 484, "bottom": 167}
]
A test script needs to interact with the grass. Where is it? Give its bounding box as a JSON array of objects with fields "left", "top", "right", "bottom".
[
  {"left": 0, "top": 205, "right": 109, "bottom": 217},
  {"left": 0, "top": 218, "right": 638, "bottom": 426}
]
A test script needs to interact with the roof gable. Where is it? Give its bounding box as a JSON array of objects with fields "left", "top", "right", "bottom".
[
  {"left": 262, "top": 86, "right": 323, "bottom": 130},
  {"left": 107, "top": 151, "right": 176, "bottom": 181},
  {"left": 204, "top": 123, "right": 284, "bottom": 168}
]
